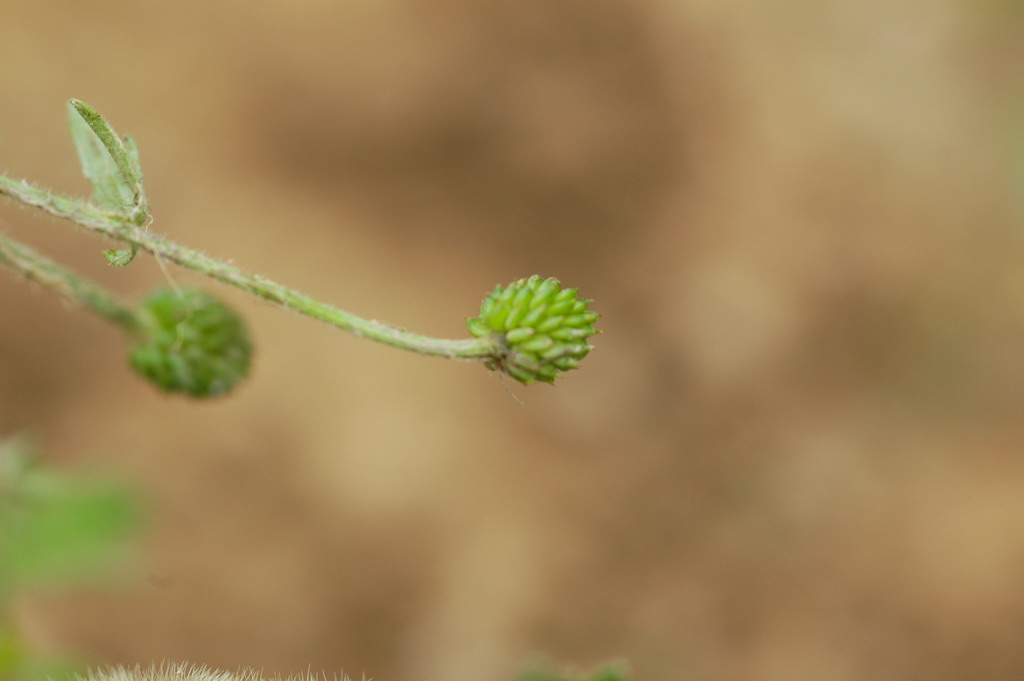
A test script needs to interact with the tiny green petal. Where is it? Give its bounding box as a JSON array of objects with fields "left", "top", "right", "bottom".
[
  {"left": 506, "top": 364, "right": 540, "bottom": 384},
  {"left": 505, "top": 327, "right": 536, "bottom": 344},
  {"left": 536, "top": 315, "right": 565, "bottom": 333},
  {"left": 554, "top": 287, "right": 578, "bottom": 302},
  {"left": 520, "top": 335, "right": 555, "bottom": 353},
  {"left": 505, "top": 287, "right": 534, "bottom": 329},
  {"left": 536, "top": 364, "right": 560, "bottom": 382},
  {"left": 487, "top": 284, "right": 518, "bottom": 329},
  {"left": 466, "top": 317, "right": 492, "bottom": 338},
  {"left": 530, "top": 278, "right": 560, "bottom": 307},
  {"left": 540, "top": 344, "right": 572, "bottom": 361},
  {"left": 487, "top": 304, "right": 511, "bottom": 330},
  {"left": 550, "top": 326, "right": 593, "bottom": 342},
  {"left": 565, "top": 311, "right": 600, "bottom": 327},
  {"left": 552, "top": 355, "right": 579, "bottom": 371},
  {"left": 519, "top": 305, "right": 548, "bottom": 329},
  {"left": 546, "top": 297, "right": 578, "bottom": 316}
]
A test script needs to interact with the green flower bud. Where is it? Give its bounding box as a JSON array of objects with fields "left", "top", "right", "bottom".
[
  {"left": 467, "top": 275, "right": 599, "bottom": 384},
  {"left": 130, "top": 288, "right": 252, "bottom": 398}
]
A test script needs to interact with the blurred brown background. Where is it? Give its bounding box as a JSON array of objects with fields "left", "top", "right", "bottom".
[{"left": 3, "top": 1, "right": 1024, "bottom": 680}]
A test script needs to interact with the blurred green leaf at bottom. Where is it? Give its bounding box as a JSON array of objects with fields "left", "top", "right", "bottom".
[
  {"left": 515, "top": 659, "right": 630, "bottom": 681},
  {"left": 0, "top": 436, "right": 143, "bottom": 592}
]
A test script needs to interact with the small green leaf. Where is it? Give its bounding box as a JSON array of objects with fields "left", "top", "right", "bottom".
[
  {"left": 0, "top": 624, "right": 27, "bottom": 681},
  {"left": 67, "top": 101, "right": 135, "bottom": 213},
  {"left": 103, "top": 245, "right": 139, "bottom": 267},
  {"left": 67, "top": 99, "right": 148, "bottom": 226},
  {"left": 1, "top": 480, "right": 141, "bottom": 588},
  {"left": 0, "top": 441, "right": 143, "bottom": 590}
]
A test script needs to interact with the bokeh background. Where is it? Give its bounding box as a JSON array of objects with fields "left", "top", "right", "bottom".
[{"left": 3, "top": 1, "right": 1024, "bottom": 680}]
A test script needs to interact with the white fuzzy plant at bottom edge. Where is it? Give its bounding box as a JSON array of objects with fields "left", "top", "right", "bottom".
[{"left": 73, "top": 663, "right": 358, "bottom": 681}]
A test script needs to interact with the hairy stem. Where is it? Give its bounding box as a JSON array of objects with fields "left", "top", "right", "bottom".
[
  {"left": 0, "top": 175, "right": 497, "bottom": 361},
  {"left": 0, "top": 232, "right": 139, "bottom": 331},
  {"left": 0, "top": 175, "right": 119, "bottom": 228}
]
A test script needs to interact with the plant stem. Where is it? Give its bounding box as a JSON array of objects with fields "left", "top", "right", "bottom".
[
  {"left": 0, "top": 232, "right": 139, "bottom": 332},
  {"left": 0, "top": 175, "right": 498, "bottom": 361},
  {"left": 0, "top": 175, "right": 120, "bottom": 230}
]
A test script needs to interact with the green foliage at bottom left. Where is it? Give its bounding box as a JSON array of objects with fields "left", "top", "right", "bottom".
[{"left": 0, "top": 436, "right": 143, "bottom": 681}]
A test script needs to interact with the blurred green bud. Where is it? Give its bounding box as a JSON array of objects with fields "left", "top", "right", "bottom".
[
  {"left": 467, "top": 275, "right": 600, "bottom": 384},
  {"left": 130, "top": 288, "right": 252, "bottom": 398}
]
